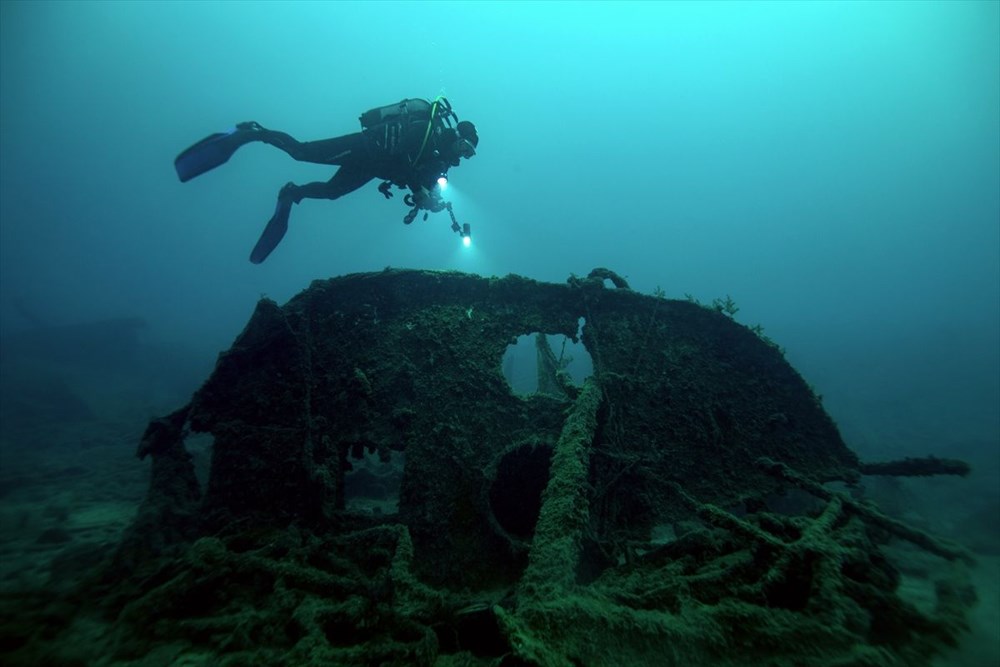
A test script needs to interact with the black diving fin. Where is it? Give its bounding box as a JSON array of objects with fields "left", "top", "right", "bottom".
[
  {"left": 249, "top": 194, "right": 293, "bottom": 264},
  {"left": 174, "top": 122, "right": 261, "bottom": 183}
]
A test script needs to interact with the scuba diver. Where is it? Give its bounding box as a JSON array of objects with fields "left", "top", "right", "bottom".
[{"left": 174, "top": 97, "right": 479, "bottom": 263}]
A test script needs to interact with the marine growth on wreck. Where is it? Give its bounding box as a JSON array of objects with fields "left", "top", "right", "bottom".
[{"left": 11, "top": 269, "right": 979, "bottom": 666}]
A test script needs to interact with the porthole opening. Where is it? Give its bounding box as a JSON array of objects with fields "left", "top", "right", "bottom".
[{"left": 501, "top": 319, "right": 592, "bottom": 397}]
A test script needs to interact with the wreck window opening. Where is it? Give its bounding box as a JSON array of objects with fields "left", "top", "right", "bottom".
[
  {"left": 501, "top": 320, "right": 592, "bottom": 397},
  {"left": 343, "top": 448, "right": 404, "bottom": 515},
  {"left": 186, "top": 433, "right": 214, "bottom": 493}
]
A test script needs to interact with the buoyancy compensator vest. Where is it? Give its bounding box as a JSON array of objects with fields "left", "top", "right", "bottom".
[{"left": 359, "top": 97, "right": 459, "bottom": 165}]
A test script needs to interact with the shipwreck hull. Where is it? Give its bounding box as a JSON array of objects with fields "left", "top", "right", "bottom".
[{"left": 101, "top": 269, "right": 972, "bottom": 666}]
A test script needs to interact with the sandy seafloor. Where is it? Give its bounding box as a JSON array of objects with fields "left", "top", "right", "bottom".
[{"left": 0, "top": 358, "right": 997, "bottom": 666}]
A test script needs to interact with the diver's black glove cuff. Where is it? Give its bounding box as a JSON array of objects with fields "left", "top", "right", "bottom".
[{"left": 378, "top": 181, "right": 393, "bottom": 199}]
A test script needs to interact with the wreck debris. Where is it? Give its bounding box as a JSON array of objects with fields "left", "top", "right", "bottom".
[
  {"left": 859, "top": 456, "right": 971, "bottom": 478},
  {"left": 520, "top": 378, "right": 602, "bottom": 599},
  {"left": 114, "top": 405, "right": 199, "bottom": 568},
  {"left": 534, "top": 332, "right": 578, "bottom": 400},
  {"left": 5, "top": 269, "right": 976, "bottom": 667},
  {"left": 758, "top": 457, "right": 974, "bottom": 565}
]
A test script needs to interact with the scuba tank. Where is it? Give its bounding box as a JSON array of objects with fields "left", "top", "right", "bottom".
[
  {"left": 359, "top": 97, "right": 458, "bottom": 131},
  {"left": 359, "top": 99, "right": 433, "bottom": 130}
]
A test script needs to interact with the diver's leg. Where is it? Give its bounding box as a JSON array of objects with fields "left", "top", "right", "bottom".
[
  {"left": 175, "top": 124, "right": 369, "bottom": 181},
  {"left": 250, "top": 126, "right": 370, "bottom": 166},
  {"left": 281, "top": 165, "right": 375, "bottom": 203},
  {"left": 249, "top": 166, "right": 374, "bottom": 264}
]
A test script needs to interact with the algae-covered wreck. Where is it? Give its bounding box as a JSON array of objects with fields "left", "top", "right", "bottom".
[{"left": 21, "top": 269, "right": 980, "bottom": 666}]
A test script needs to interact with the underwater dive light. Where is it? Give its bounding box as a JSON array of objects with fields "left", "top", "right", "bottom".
[
  {"left": 437, "top": 175, "right": 448, "bottom": 189},
  {"left": 445, "top": 201, "right": 471, "bottom": 247},
  {"left": 449, "top": 217, "right": 472, "bottom": 247}
]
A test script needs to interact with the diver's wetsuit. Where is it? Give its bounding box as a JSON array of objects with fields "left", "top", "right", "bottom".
[
  {"left": 240, "top": 112, "right": 469, "bottom": 263},
  {"left": 174, "top": 97, "right": 477, "bottom": 263},
  {"left": 249, "top": 115, "right": 461, "bottom": 206},
  {"left": 244, "top": 129, "right": 373, "bottom": 203}
]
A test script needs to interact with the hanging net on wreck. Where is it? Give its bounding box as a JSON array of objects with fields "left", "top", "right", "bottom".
[{"left": 23, "top": 269, "right": 978, "bottom": 667}]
